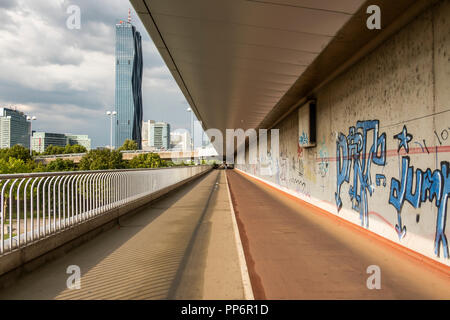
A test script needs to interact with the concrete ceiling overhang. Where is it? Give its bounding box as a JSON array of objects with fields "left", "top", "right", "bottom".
[{"left": 131, "top": 0, "right": 438, "bottom": 133}]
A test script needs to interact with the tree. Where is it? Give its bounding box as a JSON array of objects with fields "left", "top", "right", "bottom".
[
  {"left": 79, "top": 149, "right": 125, "bottom": 171},
  {"left": 43, "top": 145, "right": 65, "bottom": 155},
  {"left": 32, "top": 162, "right": 47, "bottom": 173},
  {"left": 0, "top": 157, "right": 31, "bottom": 174},
  {"left": 0, "top": 157, "right": 34, "bottom": 218},
  {"left": 0, "top": 145, "right": 32, "bottom": 162},
  {"left": 118, "top": 139, "right": 138, "bottom": 151},
  {"left": 64, "top": 144, "right": 87, "bottom": 154},
  {"left": 46, "top": 158, "right": 77, "bottom": 172},
  {"left": 128, "top": 153, "right": 164, "bottom": 169}
]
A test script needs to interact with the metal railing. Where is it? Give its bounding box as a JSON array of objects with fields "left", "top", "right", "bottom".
[
  {"left": 0, "top": 165, "right": 210, "bottom": 255},
  {"left": 33, "top": 153, "right": 87, "bottom": 159}
]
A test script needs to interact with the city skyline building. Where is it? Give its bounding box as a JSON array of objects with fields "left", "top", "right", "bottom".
[
  {"left": 66, "top": 134, "right": 92, "bottom": 151},
  {"left": 150, "top": 122, "right": 170, "bottom": 150},
  {"left": 32, "top": 132, "right": 92, "bottom": 153},
  {"left": 0, "top": 107, "right": 31, "bottom": 149},
  {"left": 114, "top": 11, "right": 143, "bottom": 149},
  {"left": 141, "top": 119, "right": 155, "bottom": 150},
  {"left": 31, "top": 132, "right": 67, "bottom": 153}
]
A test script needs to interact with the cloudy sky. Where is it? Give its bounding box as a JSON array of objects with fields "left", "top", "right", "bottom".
[{"left": 0, "top": 0, "right": 196, "bottom": 148}]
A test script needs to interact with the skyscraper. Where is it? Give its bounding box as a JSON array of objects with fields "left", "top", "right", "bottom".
[
  {"left": 114, "top": 10, "right": 143, "bottom": 149},
  {"left": 141, "top": 119, "right": 155, "bottom": 150},
  {"left": 0, "top": 107, "right": 31, "bottom": 149},
  {"left": 150, "top": 122, "right": 170, "bottom": 150}
]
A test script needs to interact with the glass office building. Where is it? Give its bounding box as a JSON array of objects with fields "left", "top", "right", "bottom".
[
  {"left": 31, "top": 132, "right": 67, "bottom": 153},
  {"left": 66, "top": 134, "right": 91, "bottom": 151},
  {"left": 0, "top": 108, "right": 30, "bottom": 149},
  {"left": 31, "top": 132, "right": 91, "bottom": 153},
  {"left": 149, "top": 122, "right": 170, "bottom": 150},
  {"left": 114, "top": 19, "right": 143, "bottom": 149}
]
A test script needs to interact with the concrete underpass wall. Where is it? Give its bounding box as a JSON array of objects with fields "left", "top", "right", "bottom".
[{"left": 236, "top": 0, "right": 450, "bottom": 266}]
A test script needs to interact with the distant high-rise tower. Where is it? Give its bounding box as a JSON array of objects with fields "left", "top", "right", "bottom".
[
  {"left": 114, "top": 11, "right": 143, "bottom": 149},
  {"left": 150, "top": 122, "right": 171, "bottom": 150},
  {"left": 0, "top": 107, "right": 31, "bottom": 149}
]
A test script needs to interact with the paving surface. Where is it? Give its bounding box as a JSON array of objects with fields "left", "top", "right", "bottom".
[
  {"left": 0, "top": 170, "right": 245, "bottom": 300},
  {"left": 226, "top": 170, "right": 450, "bottom": 300}
]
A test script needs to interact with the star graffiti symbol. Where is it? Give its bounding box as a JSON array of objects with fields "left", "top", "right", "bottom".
[{"left": 394, "top": 125, "right": 413, "bottom": 153}]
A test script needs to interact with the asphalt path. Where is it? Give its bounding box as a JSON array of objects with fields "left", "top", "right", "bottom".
[{"left": 226, "top": 170, "right": 450, "bottom": 299}]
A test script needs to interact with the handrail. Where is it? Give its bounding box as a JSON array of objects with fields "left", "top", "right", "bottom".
[
  {"left": 0, "top": 165, "right": 210, "bottom": 180},
  {"left": 0, "top": 165, "right": 211, "bottom": 254}
]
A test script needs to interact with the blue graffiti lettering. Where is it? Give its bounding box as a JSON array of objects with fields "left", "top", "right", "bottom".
[
  {"left": 299, "top": 131, "right": 309, "bottom": 146},
  {"left": 376, "top": 174, "right": 386, "bottom": 187},
  {"left": 389, "top": 156, "right": 449, "bottom": 258},
  {"left": 335, "top": 120, "right": 386, "bottom": 228},
  {"left": 394, "top": 125, "right": 412, "bottom": 153}
]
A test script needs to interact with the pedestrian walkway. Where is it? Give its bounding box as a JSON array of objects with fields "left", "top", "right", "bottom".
[
  {"left": 226, "top": 170, "right": 450, "bottom": 300},
  {"left": 0, "top": 170, "right": 246, "bottom": 300}
]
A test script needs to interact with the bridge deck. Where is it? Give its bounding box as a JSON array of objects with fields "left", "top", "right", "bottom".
[
  {"left": 2, "top": 169, "right": 449, "bottom": 299},
  {"left": 0, "top": 170, "right": 245, "bottom": 300},
  {"left": 226, "top": 170, "right": 450, "bottom": 299}
]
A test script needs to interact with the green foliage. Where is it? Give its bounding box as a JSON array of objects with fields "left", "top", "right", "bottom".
[
  {"left": 31, "top": 162, "right": 47, "bottom": 173},
  {"left": 43, "top": 144, "right": 86, "bottom": 155},
  {"left": 22, "top": 159, "right": 45, "bottom": 173},
  {"left": 0, "top": 145, "right": 32, "bottom": 162},
  {"left": 128, "top": 153, "right": 164, "bottom": 169},
  {"left": 0, "top": 156, "right": 50, "bottom": 174},
  {"left": 164, "top": 160, "right": 176, "bottom": 167},
  {"left": 46, "top": 159, "right": 77, "bottom": 172},
  {"left": 0, "top": 145, "right": 199, "bottom": 175},
  {"left": 64, "top": 144, "right": 87, "bottom": 154},
  {"left": 43, "top": 145, "right": 65, "bottom": 155},
  {"left": 0, "top": 157, "right": 31, "bottom": 174},
  {"left": 163, "top": 160, "right": 196, "bottom": 167},
  {"left": 79, "top": 149, "right": 125, "bottom": 171},
  {"left": 118, "top": 139, "right": 138, "bottom": 151}
]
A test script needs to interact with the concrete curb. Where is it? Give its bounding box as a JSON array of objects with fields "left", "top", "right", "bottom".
[{"left": 224, "top": 170, "right": 254, "bottom": 300}]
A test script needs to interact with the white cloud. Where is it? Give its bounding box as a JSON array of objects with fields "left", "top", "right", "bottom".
[{"left": 0, "top": 0, "right": 192, "bottom": 147}]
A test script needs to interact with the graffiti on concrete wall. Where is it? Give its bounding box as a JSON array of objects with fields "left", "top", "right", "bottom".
[
  {"left": 284, "top": 147, "right": 310, "bottom": 196},
  {"left": 334, "top": 122, "right": 448, "bottom": 259},
  {"left": 299, "top": 131, "right": 309, "bottom": 147},
  {"left": 335, "top": 120, "right": 387, "bottom": 228},
  {"left": 414, "top": 125, "right": 449, "bottom": 152},
  {"left": 317, "top": 138, "right": 330, "bottom": 178},
  {"left": 389, "top": 126, "right": 449, "bottom": 258},
  {"left": 434, "top": 126, "right": 450, "bottom": 146},
  {"left": 292, "top": 153, "right": 304, "bottom": 177},
  {"left": 289, "top": 176, "right": 310, "bottom": 197},
  {"left": 297, "top": 144, "right": 304, "bottom": 159},
  {"left": 414, "top": 140, "right": 431, "bottom": 154},
  {"left": 240, "top": 118, "right": 448, "bottom": 260}
]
